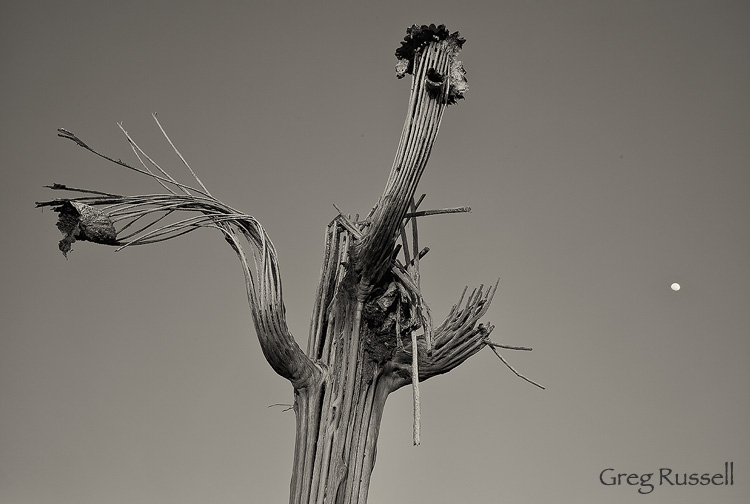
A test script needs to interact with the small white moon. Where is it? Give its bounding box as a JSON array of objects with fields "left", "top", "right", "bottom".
[{"left": 671, "top": 283, "right": 681, "bottom": 291}]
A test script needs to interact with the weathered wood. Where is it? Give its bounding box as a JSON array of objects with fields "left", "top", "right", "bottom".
[
  {"left": 284, "top": 25, "right": 480, "bottom": 503},
  {"left": 38, "top": 23, "right": 539, "bottom": 504}
]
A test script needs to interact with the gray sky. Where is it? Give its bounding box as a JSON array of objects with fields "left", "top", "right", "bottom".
[{"left": 2, "top": 1, "right": 749, "bottom": 503}]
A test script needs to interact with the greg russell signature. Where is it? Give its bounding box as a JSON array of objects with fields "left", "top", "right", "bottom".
[{"left": 600, "top": 462, "right": 734, "bottom": 495}]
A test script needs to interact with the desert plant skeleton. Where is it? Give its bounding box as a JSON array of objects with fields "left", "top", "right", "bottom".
[{"left": 37, "top": 24, "right": 542, "bottom": 504}]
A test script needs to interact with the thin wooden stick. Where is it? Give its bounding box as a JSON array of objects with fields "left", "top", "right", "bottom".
[
  {"left": 116, "top": 209, "right": 176, "bottom": 240},
  {"left": 409, "top": 197, "right": 431, "bottom": 354},
  {"left": 487, "top": 342, "right": 534, "bottom": 352},
  {"left": 56, "top": 129, "right": 208, "bottom": 196},
  {"left": 396, "top": 296, "right": 404, "bottom": 351},
  {"left": 117, "top": 122, "right": 189, "bottom": 195},
  {"left": 409, "top": 247, "right": 429, "bottom": 266},
  {"left": 399, "top": 224, "right": 412, "bottom": 267},
  {"left": 404, "top": 206, "right": 471, "bottom": 218},
  {"left": 487, "top": 344, "right": 545, "bottom": 390},
  {"left": 127, "top": 139, "right": 177, "bottom": 195},
  {"left": 414, "top": 193, "right": 426, "bottom": 209},
  {"left": 409, "top": 197, "right": 420, "bottom": 288},
  {"left": 268, "top": 403, "right": 294, "bottom": 412},
  {"left": 43, "top": 183, "right": 120, "bottom": 197},
  {"left": 152, "top": 113, "right": 213, "bottom": 197},
  {"left": 411, "top": 329, "right": 421, "bottom": 445}
]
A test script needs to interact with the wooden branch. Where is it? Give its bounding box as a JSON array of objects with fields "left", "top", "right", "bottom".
[
  {"left": 354, "top": 27, "right": 467, "bottom": 286},
  {"left": 408, "top": 198, "right": 421, "bottom": 290},
  {"left": 487, "top": 343, "right": 545, "bottom": 389},
  {"left": 41, "top": 127, "right": 320, "bottom": 389},
  {"left": 222, "top": 224, "right": 321, "bottom": 388},
  {"left": 415, "top": 281, "right": 498, "bottom": 381},
  {"left": 387, "top": 280, "right": 541, "bottom": 392},
  {"left": 409, "top": 247, "right": 430, "bottom": 265},
  {"left": 152, "top": 113, "right": 212, "bottom": 197},
  {"left": 404, "top": 206, "right": 471, "bottom": 218},
  {"left": 410, "top": 328, "right": 421, "bottom": 445}
]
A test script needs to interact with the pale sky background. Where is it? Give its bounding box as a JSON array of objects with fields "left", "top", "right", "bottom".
[{"left": 2, "top": 1, "right": 749, "bottom": 503}]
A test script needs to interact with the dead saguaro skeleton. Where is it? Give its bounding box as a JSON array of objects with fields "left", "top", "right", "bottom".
[{"left": 37, "top": 24, "right": 542, "bottom": 504}]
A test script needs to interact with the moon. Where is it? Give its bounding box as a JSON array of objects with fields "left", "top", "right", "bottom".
[{"left": 671, "top": 283, "right": 681, "bottom": 291}]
